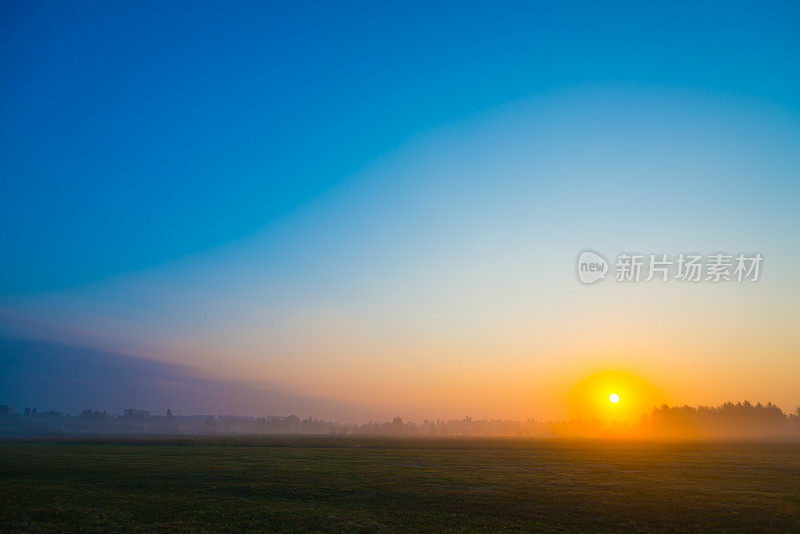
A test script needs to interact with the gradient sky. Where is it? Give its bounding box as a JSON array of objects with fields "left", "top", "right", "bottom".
[{"left": 2, "top": 1, "right": 799, "bottom": 420}]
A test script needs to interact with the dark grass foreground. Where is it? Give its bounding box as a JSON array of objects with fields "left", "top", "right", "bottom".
[{"left": 1, "top": 437, "right": 799, "bottom": 532}]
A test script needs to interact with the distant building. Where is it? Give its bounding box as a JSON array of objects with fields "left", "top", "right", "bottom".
[{"left": 123, "top": 408, "right": 149, "bottom": 418}]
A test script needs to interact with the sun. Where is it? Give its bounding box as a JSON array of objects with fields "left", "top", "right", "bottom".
[{"left": 567, "top": 370, "right": 667, "bottom": 423}]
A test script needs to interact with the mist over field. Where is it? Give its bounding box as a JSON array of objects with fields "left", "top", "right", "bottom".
[{"left": 3, "top": 338, "right": 799, "bottom": 441}]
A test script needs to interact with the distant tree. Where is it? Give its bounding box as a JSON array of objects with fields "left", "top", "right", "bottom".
[
  {"left": 640, "top": 401, "right": 793, "bottom": 439},
  {"left": 285, "top": 415, "right": 301, "bottom": 432}
]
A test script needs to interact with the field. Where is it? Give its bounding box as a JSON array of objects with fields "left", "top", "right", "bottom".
[{"left": 1, "top": 437, "right": 799, "bottom": 532}]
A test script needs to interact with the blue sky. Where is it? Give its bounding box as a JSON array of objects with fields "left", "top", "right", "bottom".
[
  {"left": 2, "top": 1, "right": 799, "bottom": 293},
  {"left": 2, "top": 2, "right": 800, "bottom": 419}
]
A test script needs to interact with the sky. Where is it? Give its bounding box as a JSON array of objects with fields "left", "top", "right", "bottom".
[{"left": 2, "top": 1, "right": 800, "bottom": 421}]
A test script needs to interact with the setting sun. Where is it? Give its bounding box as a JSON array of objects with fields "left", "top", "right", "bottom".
[{"left": 567, "top": 371, "right": 667, "bottom": 424}]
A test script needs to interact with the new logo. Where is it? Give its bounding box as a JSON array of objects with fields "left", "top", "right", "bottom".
[{"left": 576, "top": 250, "right": 609, "bottom": 284}]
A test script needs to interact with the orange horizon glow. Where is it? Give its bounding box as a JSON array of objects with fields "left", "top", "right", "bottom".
[{"left": 567, "top": 370, "right": 668, "bottom": 424}]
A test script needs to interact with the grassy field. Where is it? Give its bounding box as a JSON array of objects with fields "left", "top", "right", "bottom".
[{"left": 1, "top": 437, "right": 799, "bottom": 532}]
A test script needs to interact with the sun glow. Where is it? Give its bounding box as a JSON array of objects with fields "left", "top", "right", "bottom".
[{"left": 567, "top": 370, "right": 667, "bottom": 424}]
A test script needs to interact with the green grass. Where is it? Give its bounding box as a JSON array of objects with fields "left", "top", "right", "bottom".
[{"left": 1, "top": 437, "right": 799, "bottom": 532}]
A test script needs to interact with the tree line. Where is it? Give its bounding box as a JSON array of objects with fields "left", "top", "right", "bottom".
[{"left": 2, "top": 401, "right": 799, "bottom": 440}]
